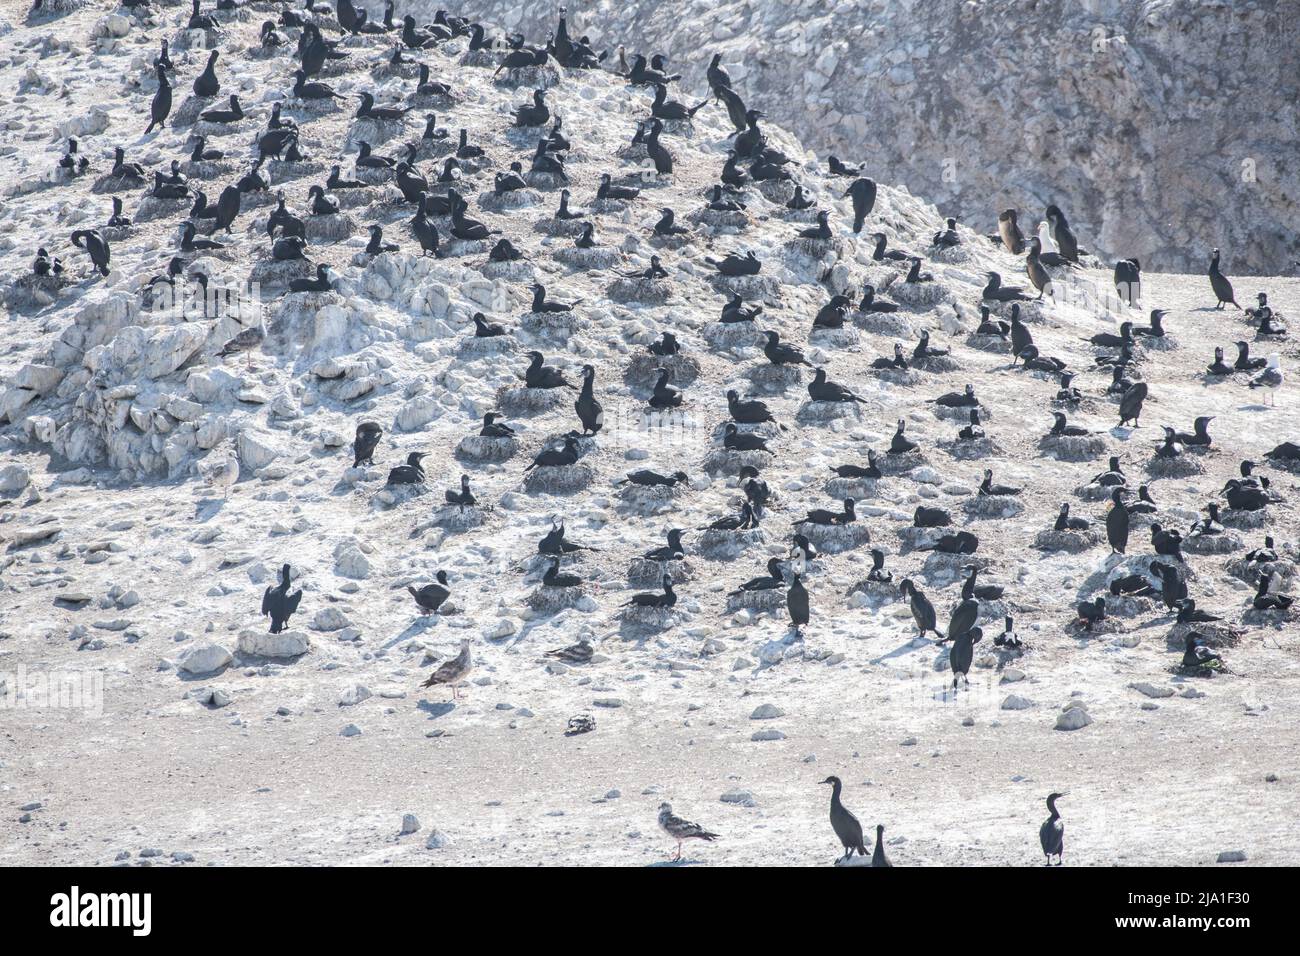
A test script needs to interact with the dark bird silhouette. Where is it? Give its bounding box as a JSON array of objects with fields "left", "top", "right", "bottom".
[
  {"left": 820, "top": 776, "right": 867, "bottom": 862},
  {"left": 262, "top": 564, "right": 303, "bottom": 633}
]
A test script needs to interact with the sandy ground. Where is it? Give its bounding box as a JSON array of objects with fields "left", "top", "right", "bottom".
[{"left": 1, "top": 2, "right": 1298, "bottom": 866}]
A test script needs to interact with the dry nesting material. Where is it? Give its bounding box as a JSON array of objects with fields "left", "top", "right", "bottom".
[
  {"left": 701, "top": 448, "right": 774, "bottom": 477},
  {"left": 495, "top": 384, "right": 570, "bottom": 417},
  {"left": 965, "top": 332, "right": 1011, "bottom": 353},
  {"left": 1181, "top": 531, "right": 1243, "bottom": 555},
  {"left": 963, "top": 495, "right": 1024, "bottom": 519},
  {"left": 478, "top": 260, "right": 534, "bottom": 281},
  {"left": 709, "top": 273, "right": 783, "bottom": 304},
  {"left": 795, "top": 522, "right": 872, "bottom": 554},
  {"left": 889, "top": 281, "right": 949, "bottom": 308},
  {"left": 745, "top": 362, "right": 803, "bottom": 394},
  {"left": 607, "top": 277, "right": 673, "bottom": 305},
  {"left": 479, "top": 188, "right": 543, "bottom": 212},
  {"left": 268, "top": 160, "right": 325, "bottom": 185},
  {"left": 618, "top": 482, "right": 688, "bottom": 515},
  {"left": 825, "top": 477, "right": 880, "bottom": 500},
  {"left": 696, "top": 527, "right": 767, "bottom": 560},
  {"left": 808, "top": 326, "right": 859, "bottom": 350},
  {"left": 1034, "top": 527, "right": 1103, "bottom": 553},
  {"left": 1038, "top": 433, "right": 1108, "bottom": 462},
  {"left": 455, "top": 435, "right": 517, "bottom": 463},
  {"left": 249, "top": 257, "right": 315, "bottom": 286},
  {"left": 526, "top": 584, "right": 588, "bottom": 614},
  {"left": 1145, "top": 455, "right": 1203, "bottom": 478},
  {"left": 134, "top": 195, "right": 191, "bottom": 223},
  {"left": 702, "top": 321, "right": 764, "bottom": 351},
  {"left": 619, "top": 604, "right": 681, "bottom": 631},
  {"left": 726, "top": 587, "right": 786, "bottom": 613},
  {"left": 854, "top": 312, "right": 914, "bottom": 337},
  {"left": 943, "top": 437, "right": 1004, "bottom": 460},
  {"left": 623, "top": 353, "right": 700, "bottom": 395},
  {"left": 519, "top": 310, "right": 583, "bottom": 340},
  {"left": 429, "top": 505, "right": 486, "bottom": 531},
  {"left": 627, "top": 557, "right": 694, "bottom": 588},
  {"left": 552, "top": 245, "right": 621, "bottom": 270},
  {"left": 523, "top": 463, "right": 595, "bottom": 496},
  {"left": 875, "top": 450, "right": 928, "bottom": 476},
  {"left": 795, "top": 400, "right": 864, "bottom": 424}
]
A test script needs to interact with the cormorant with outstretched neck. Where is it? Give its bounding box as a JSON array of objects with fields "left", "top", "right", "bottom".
[
  {"left": 889, "top": 419, "right": 918, "bottom": 454},
  {"left": 145, "top": 64, "right": 172, "bottom": 134},
  {"left": 1208, "top": 248, "right": 1240, "bottom": 309},
  {"left": 575, "top": 364, "right": 603, "bottom": 435},
  {"left": 262, "top": 564, "right": 303, "bottom": 633},
  {"left": 820, "top": 776, "right": 867, "bottom": 862},
  {"left": 538, "top": 519, "right": 597, "bottom": 556},
  {"left": 1040, "top": 793, "right": 1066, "bottom": 865},
  {"left": 619, "top": 469, "right": 689, "bottom": 489}
]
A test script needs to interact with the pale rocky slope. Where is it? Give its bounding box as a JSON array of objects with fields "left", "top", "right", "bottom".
[
  {"left": 447, "top": 0, "right": 1300, "bottom": 273},
  {"left": 0, "top": 2, "right": 1297, "bottom": 866}
]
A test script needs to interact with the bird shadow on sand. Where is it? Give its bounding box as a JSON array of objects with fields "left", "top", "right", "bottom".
[
  {"left": 646, "top": 857, "right": 705, "bottom": 867},
  {"left": 193, "top": 497, "right": 229, "bottom": 521},
  {"left": 1238, "top": 403, "right": 1275, "bottom": 412},
  {"left": 869, "top": 637, "right": 936, "bottom": 665},
  {"left": 384, "top": 616, "right": 439, "bottom": 650},
  {"left": 417, "top": 699, "right": 455, "bottom": 719}
]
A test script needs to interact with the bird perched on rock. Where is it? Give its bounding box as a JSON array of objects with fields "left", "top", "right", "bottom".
[{"left": 262, "top": 564, "right": 303, "bottom": 633}]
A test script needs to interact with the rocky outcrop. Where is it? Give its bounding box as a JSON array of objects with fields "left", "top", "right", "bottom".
[{"left": 443, "top": 0, "right": 1300, "bottom": 272}]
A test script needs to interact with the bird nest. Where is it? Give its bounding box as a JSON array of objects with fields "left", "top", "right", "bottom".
[
  {"left": 101, "top": 225, "right": 132, "bottom": 243},
  {"left": 702, "top": 322, "right": 764, "bottom": 351},
  {"left": 853, "top": 312, "right": 913, "bottom": 337},
  {"left": 134, "top": 195, "right": 191, "bottom": 223},
  {"left": 690, "top": 207, "right": 749, "bottom": 232},
  {"left": 589, "top": 198, "right": 630, "bottom": 216},
  {"left": 1220, "top": 508, "right": 1270, "bottom": 530},
  {"left": 894, "top": 525, "right": 947, "bottom": 554},
  {"left": 1165, "top": 621, "right": 1242, "bottom": 649},
  {"left": 965, "top": 332, "right": 1011, "bottom": 353},
  {"left": 1267, "top": 456, "right": 1300, "bottom": 475},
  {"left": 618, "top": 482, "right": 688, "bottom": 515},
  {"left": 5, "top": 272, "right": 70, "bottom": 310},
  {"left": 30, "top": 0, "right": 87, "bottom": 14},
  {"left": 963, "top": 495, "right": 1024, "bottom": 519},
  {"left": 754, "top": 179, "right": 796, "bottom": 204},
  {"left": 534, "top": 216, "right": 588, "bottom": 238},
  {"left": 480, "top": 188, "right": 543, "bottom": 212},
  {"left": 1067, "top": 616, "right": 1125, "bottom": 638},
  {"left": 1103, "top": 594, "right": 1157, "bottom": 618},
  {"left": 172, "top": 94, "right": 215, "bottom": 127},
  {"left": 91, "top": 171, "right": 146, "bottom": 194},
  {"left": 526, "top": 584, "right": 589, "bottom": 614},
  {"left": 330, "top": 188, "right": 376, "bottom": 210},
  {"left": 348, "top": 116, "right": 409, "bottom": 146},
  {"left": 623, "top": 353, "right": 700, "bottom": 395},
  {"left": 287, "top": 96, "right": 341, "bottom": 115},
  {"left": 415, "top": 137, "right": 456, "bottom": 161},
  {"left": 495, "top": 385, "right": 569, "bottom": 417},
  {"left": 928, "top": 243, "right": 970, "bottom": 264},
  {"left": 268, "top": 160, "right": 325, "bottom": 185},
  {"left": 478, "top": 259, "right": 534, "bottom": 282},
  {"left": 192, "top": 118, "right": 248, "bottom": 139},
  {"left": 370, "top": 482, "right": 429, "bottom": 510},
  {"left": 847, "top": 579, "right": 899, "bottom": 603},
  {"left": 249, "top": 257, "right": 315, "bottom": 286},
  {"left": 457, "top": 335, "right": 517, "bottom": 359},
  {"left": 494, "top": 65, "right": 561, "bottom": 90},
  {"left": 304, "top": 212, "right": 358, "bottom": 243},
  {"left": 171, "top": 27, "right": 221, "bottom": 52},
  {"left": 1038, "top": 433, "right": 1108, "bottom": 462},
  {"left": 942, "top": 437, "right": 1004, "bottom": 461},
  {"left": 1136, "top": 335, "right": 1178, "bottom": 352},
  {"left": 1034, "top": 528, "right": 1103, "bottom": 553},
  {"left": 523, "top": 463, "right": 595, "bottom": 496},
  {"left": 455, "top": 434, "right": 518, "bottom": 463},
  {"left": 808, "top": 326, "right": 860, "bottom": 350},
  {"left": 709, "top": 273, "right": 782, "bottom": 304},
  {"left": 430, "top": 505, "right": 486, "bottom": 531},
  {"left": 552, "top": 245, "right": 622, "bottom": 270},
  {"left": 628, "top": 557, "right": 694, "bottom": 588},
  {"left": 785, "top": 236, "right": 846, "bottom": 263},
  {"left": 410, "top": 91, "right": 458, "bottom": 110},
  {"left": 648, "top": 231, "right": 694, "bottom": 251},
  {"left": 608, "top": 277, "right": 673, "bottom": 305},
  {"left": 933, "top": 403, "right": 991, "bottom": 423},
  {"left": 616, "top": 143, "right": 649, "bottom": 162},
  {"left": 923, "top": 551, "right": 986, "bottom": 580},
  {"left": 461, "top": 49, "right": 501, "bottom": 68},
  {"left": 1226, "top": 557, "right": 1293, "bottom": 587},
  {"left": 1181, "top": 532, "right": 1243, "bottom": 555},
  {"left": 875, "top": 450, "right": 928, "bottom": 476},
  {"left": 889, "top": 281, "right": 949, "bottom": 308},
  {"left": 525, "top": 171, "right": 568, "bottom": 191},
  {"left": 619, "top": 604, "right": 681, "bottom": 631},
  {"left": 440, "top": 237, "right": 491, "bottom": 258},
  {"left": 745, "top": 363, "right": 803, "bottom": 394},
  {"left": 825, "top": 477, "right": 880, "bottom": 500},
  {"left": 701, "top": 448, "right": 774, "bottom": 477},
  {"left": 1242, "top": 605, "right": 1298, "bottom": 628},
  {"left": 795, "top": 400, "right": 864, "bottom": 424},
  {"left": 520, "top": 310, "right": 583, "bottom": 340},
  {"left": 696, "top": 527, "right": 767, "bottom": 560},
  {"left": 179, "top": 159, "right": 232, "bottom": 181},
  {"left": 1075, "top": 482, "right": 1121, "bottom": 502},
  {"left": 795, "top": 522, "right": 872, "bottom": 554},
  {"left": 870, "top": 366, "right": 921, "bottom": 387},
  {"left": 910, "top": 353, "right": 961, "bottom": 374},
  {"left": 726, "top": 587, "right": 787, "bottom": 614},
  {"left": 1145, "top": 455, "right": 1203, "bottom": 478}
]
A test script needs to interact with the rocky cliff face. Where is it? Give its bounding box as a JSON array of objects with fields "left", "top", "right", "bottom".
[{"left": 433, "top": 0, "right": 1300, "bottom": 273}]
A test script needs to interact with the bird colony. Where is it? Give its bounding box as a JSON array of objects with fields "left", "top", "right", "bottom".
[{"left": 0, "top": 2, "right": 1297, "bottom": 867}]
